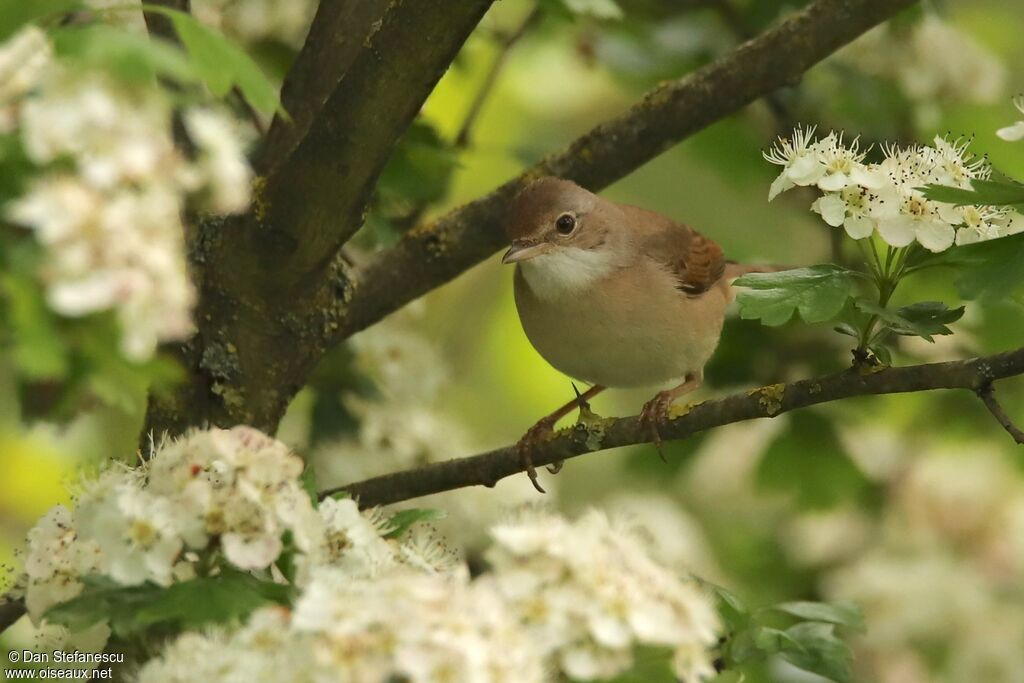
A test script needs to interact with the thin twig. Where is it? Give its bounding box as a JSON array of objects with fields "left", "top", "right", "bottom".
[
  {"left": 455, "top": 7, "right": 541, "bottom": 149},
  {"left": 977, "top": 382, "right": 1024, "bottom": 445},
  {"left": 393, "top": 5, "right": 541, "bottom": 234},
  {"left": 323, "top": 346, "right": 1024, "bottom": 507}
]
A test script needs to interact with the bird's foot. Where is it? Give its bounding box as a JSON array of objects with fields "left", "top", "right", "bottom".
[
  {"left": 515, "top": 417, "right": 557, "bottom": 493},
  {"left": 639, "top": 389, "right": 675, "bottom": 462}
]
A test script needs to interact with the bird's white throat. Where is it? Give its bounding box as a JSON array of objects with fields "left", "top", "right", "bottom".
[{"left": 519, "top": 246, "right": 616, "bottom": 301}]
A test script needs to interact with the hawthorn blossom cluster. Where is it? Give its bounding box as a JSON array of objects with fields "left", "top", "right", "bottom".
[
  {"left": 0, "top": 26, "right": 252, "bottom": 360},
  {"left": 19, "top": 424, "right": 720, "bottom": 683},
  {"left": 24, "top": 427, "right": 316, "bottom": 620},
  {"left": 482, "top": 509, "right": 720, "bottom": 681},
  {"left": 137, "top": 570, "right": 542, "bottom": 683},
  {"left": 765, "top": 126, "right": 1024, "bottom": 251}
]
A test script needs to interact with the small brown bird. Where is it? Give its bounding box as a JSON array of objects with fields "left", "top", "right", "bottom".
[{"left": 503, "top": 176, "right": 768, "bottom": 492}]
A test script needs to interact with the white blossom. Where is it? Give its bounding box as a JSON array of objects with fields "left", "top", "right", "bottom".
[
  {"left": 485, "top": 509, "right": 720, "bottom": 681},
  {"left": 0, "top": 26, "right": 52, "bottom": 132},
  {"left": 767, "top": 128, "right": 1009, "bottom": 253},
  {"left": 23, "top": 506, "right": 102, "bottom": 622},
  {"left": 1, "top": 31, "right": 252, "bottom": 361},
  {"left": 996, "top": 95, "right": 1024, "bottom": 142}
]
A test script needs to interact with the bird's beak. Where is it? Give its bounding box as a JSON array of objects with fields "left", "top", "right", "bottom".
[{"left": 501, "top": 240, "right": 548, "bottom": 264}]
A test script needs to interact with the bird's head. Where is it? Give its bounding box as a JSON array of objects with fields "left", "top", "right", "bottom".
[{"left": 502, "top": 177, "right": 624, "bottom": 297}]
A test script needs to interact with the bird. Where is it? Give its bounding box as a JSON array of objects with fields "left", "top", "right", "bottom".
[{"left": 502, "top": 176, "right": 771, "bottom": 493}]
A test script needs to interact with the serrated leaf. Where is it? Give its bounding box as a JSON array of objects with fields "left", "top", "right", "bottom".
[
  {"left": 712, "top": 585, "right": 750, "bottom": 631},
  {"left": 756, "top": 411, "right": 868, "bottom": 509},
  {"left": 769, "top": 601, "right": 865, "bottom": 632},
  {"left": 132, "top": 571, "right": 291, "bottom": 631},
  {"left": 384, "top": 508, "right": 446, "bottom": 539},
  {"left": 780, "top": 622, "right": 854, "bottom": 683},
  {"left": 0, "top": 0, "right": 79, "bottom": 41},
  {"left": 734, "top": 265, "right": 856, "bottom": 326},
  {"left": 45, "top": 571, "right": 291, "bottom": 637},
  {"left": 51, "top": 24, "right": 199, "bottom": 85},
  {"left": 856, "top": 299, "right": 964, "bottom": 342},
  {"left": 142, "top": 6, "right": 284, "bottom": 115},
  {"left": 938, "top": 232, "right": 1024, "bottom": 301},
  {"left": 919, "top": 180, "right": 1024, "bottom": 208}
]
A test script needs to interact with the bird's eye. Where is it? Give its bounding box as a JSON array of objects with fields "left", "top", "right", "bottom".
[{"left": 555, "top": 213, "right": 577, "bottom": 235}]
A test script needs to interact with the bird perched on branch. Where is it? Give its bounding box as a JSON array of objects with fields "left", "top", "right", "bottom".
[{"left": 503, "top": 176, "right": 774, "bottom": 492}]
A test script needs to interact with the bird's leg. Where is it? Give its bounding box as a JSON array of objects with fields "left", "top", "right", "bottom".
[
  {"left": 516, "top": 384, "right": 606, "bottom": 493},
  {"left": 547, "top": 383, "right": 594, "bottom": 475},
  {"left": 639, "top": 371, "right": 703, "bottom": 462}
]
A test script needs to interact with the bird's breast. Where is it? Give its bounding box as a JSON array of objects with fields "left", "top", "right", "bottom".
[{"left": 513, "top": 262, "right": 727, "bottom": 388}]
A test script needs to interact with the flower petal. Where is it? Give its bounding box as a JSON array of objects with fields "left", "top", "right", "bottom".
[
  {"left": 916, "top": 219, "right": 956, "bottom": 252},
  {"left": 812, "top": 194, "right": 847, "bottom": 227},
  {"left": 996, "top": 121, "right": 1024, "bottom": 142},
  {"left": 844, "top": 215, "right": 875, "bottom": 239},
  {"left": 876, "top": 215, "right": 917, "bottom": 247}
]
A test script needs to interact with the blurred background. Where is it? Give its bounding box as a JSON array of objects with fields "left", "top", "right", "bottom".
[{"left": 3, "top": 0, "right": 1024, "bottom": 680}]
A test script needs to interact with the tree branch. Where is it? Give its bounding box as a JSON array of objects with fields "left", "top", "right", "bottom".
[
  {"left": 333, "top": 0, "right": 918, "bottom": 342},
  {"left": 977, "top": 382, "right": 1024, "bottom": 444},
  {"left": 257, "top": 0, "right": 391, "bottom": 175},
  {"left": 251, "top": 0, "right": 495, "bottom": 293},
  {"left": 325, "top": 347, "right": 1024, "bottom": 507}
]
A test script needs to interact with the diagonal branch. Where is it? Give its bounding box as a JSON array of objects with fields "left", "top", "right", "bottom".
[
  {"left": 250, "top": 0, "right": 495, "bottom": 293},
  {"left": 325, "top": 347, "right": 1024, "bottom": 507},
  {"left": 977, "top": 382, "right": 1024, "bottom": 444},
  {"left": 332, "top": 0, "right": 918, "bottom": 342},
  {"left": 257, "top": 0, "right": 391, "bottom": 175}
]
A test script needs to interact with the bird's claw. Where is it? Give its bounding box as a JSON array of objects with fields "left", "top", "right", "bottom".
[
  {"left": 639, "top": 390, "right": 674, "bottom": 463},
  {"left": 515, "top": 418, "right": 556, "bottom": 493}
]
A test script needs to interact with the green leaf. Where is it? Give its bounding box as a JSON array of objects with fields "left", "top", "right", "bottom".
[
  {"left": 1, "top": 273, "right": 68, "bottom": 380},
  {"left": 919, "top": 179, "right": 1024, "bottom": 208},
  {"left": 51, "top": 24, "right": 199, "bottom": 85},
  {"left": 132, "top": 571, "right": 291, "bottom": 631},
  {"left": 0, "top": 0, "right": 79, "bottom": 41},
  {"left": 855, "top": 300, "right": 964, "bottom": 342},
  {"left": 45, "top": 571, "right": 291, "bottom": 637},
  {"left": 769, "top": 601, "right": 865, "bottom": 632},
  {"left": 756, "top": 411, "right": 868, "bottom": 509},
  {"left": 142, "top": 5, "right": 284, "bottom": 115},
  {"left": 938, "top": 232, "right": 1024, "bottom": 301},
  {"left": 780, "top": 622, "right": 854, "bottom": 683},
  {"left": 712, "top": 585, "right": 750, "bottom": 631},
  {"left": 734, "top": 265, "right": 856, "bottom": 326},
  {"left": 384, "top": 508, "right": 446, "bottom": 539}
]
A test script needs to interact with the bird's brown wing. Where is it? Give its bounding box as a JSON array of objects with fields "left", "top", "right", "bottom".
[{"left": 624, "top": 205, "right": 725, "bottom": 295}]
